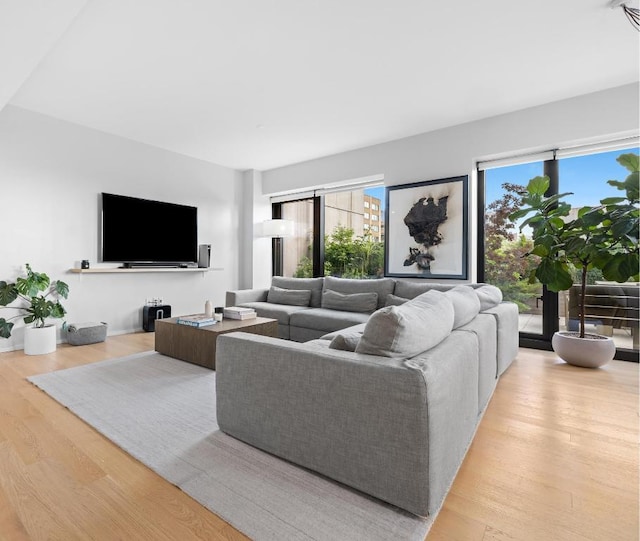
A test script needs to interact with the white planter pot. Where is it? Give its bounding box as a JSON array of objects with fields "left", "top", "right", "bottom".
[
  {"left": 24, "top": 324, "right": 57, "bottom": 355},
  {"left": 551, "top": 331, "right": 615, "bottom": 368}
]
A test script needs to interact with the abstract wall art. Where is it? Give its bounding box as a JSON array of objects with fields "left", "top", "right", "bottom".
[{"left": 384, "top": 175, "right": 468, "bottom": 279}]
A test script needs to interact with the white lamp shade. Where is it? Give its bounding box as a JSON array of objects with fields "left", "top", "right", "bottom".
[{"left": 262, "top": 219, "right": 294, "bottom": 238}]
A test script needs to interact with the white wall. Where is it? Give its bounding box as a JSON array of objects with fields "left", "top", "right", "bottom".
[
  {"left": 260, "top": 83, "right": 639, "bottom": 283},
  {"left": 0, "top": 105, "right": 243, "bottom": 352},
  {"left": 262, "top": 84, "right": 639, "bottom": 194},
  {"left": 240, "top": 170, "right": 272, "bottom": 290}
]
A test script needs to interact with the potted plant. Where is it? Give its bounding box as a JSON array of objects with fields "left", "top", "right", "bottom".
[
  {"left": 0, "top": 264, "right": 69, "bottom": 355},
  {"left": 509, "top": 153, "right": 639, "bottom": 367}
]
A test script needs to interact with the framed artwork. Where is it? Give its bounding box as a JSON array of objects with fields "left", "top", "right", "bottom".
[{"left": 384, "top": 175, "right": 468, "bottom": 279}]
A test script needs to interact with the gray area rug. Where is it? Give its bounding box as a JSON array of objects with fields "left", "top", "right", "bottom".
[{"left": 28, "top": 351, "right": 432, "bottom": 541}]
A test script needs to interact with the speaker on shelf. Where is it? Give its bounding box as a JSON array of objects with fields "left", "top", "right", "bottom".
[
  {"left": 198, "top": 244, "right": 211, "bottom": 268},
  {"left": 143, "top": 305, "right": 171, "bottom": 332}
]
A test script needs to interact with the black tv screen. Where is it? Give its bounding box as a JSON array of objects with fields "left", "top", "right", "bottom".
[{"left": 101, "top": 192, "right": 198, "bottom": 265}]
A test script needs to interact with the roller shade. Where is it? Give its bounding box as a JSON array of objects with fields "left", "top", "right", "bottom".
[
  {"left": 477, "top": 135, "right": 639, "bottom": 171},
  {"left": 270, "top": 175, "right": 384, "bottom": 203}
]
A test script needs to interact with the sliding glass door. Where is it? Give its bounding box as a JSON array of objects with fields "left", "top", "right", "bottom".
[
  {"left": 558, "top": 148, "right": 639, "bottom": 356},
  {"left": 479, "top": 144, "right": 639, "bottom": 360},
  {"left": 479, "top": 159, "right": 558, "bottom": 344}
]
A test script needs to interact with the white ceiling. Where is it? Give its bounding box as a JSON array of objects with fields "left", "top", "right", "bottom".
[{"left": 3, "top": 0, "right": 639, "bottom": 171}]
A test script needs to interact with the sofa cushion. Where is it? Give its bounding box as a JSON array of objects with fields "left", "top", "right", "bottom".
[
  {"left": 328, "top": 332, "right": 362, "bottom": 352},
  {"left": 272, "top": 276, "right": 324, "bottom": 308},
  {"left": 385, "top": 294, "right": 409, "bottom": 307},
  {"left": 267, "top": 285, "right": 311, "bottom": 307},
  {"left": 444, "top": 285, "right": 481, "bottom": 329},
  {"left": 355, "top": 290, "right": 455, "bottom": 358},
  {"left": 474, "top": 284, "right": 503, "bottom": 311},
  {"left": 392, "top": 281, "right": 453, "bottom": 300},
  {"left": 323, "top": 276, "right": 395, "bottom": 309},
  {"left": 322, "top": 289, "right": 378, "bottom": 313},
  {"left": 290, "top": 308, "right": 370, "bottom": 333}
]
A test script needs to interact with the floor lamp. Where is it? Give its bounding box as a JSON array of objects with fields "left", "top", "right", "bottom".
[{"left": 262, "top": 219, "right": 294, "bottom": 276}]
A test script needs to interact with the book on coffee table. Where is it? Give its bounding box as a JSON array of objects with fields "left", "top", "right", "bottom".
[
  {"left": 223, "top": 307, "right": 257, "bottom": 320},
  {"left": 176, "top": 314, "right": 217, "bottom": 327}
]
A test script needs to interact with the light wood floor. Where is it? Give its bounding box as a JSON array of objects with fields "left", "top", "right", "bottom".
[{"left": 0, "top": 334, "right": 637, "bottom": 541}]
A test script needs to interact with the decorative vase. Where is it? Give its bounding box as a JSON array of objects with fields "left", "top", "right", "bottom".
[
  {"left": 24, "top": 324, "right": 57, "bottom": 355},
  {"left": 551, "top": 331, "right": 615, "bottom": 368}
]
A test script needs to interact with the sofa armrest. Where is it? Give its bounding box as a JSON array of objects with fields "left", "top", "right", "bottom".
[{"left": 225, "top": 288, "right": 268, "bottom": 306}]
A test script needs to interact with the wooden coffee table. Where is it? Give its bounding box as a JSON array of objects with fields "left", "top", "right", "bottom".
[{"left": 154, "top": 316, "right": 278, "bottom": 369}]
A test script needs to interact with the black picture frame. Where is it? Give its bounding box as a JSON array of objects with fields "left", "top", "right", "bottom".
[{"left": 384, "top": 175, "right": 468, "bottom": 279}]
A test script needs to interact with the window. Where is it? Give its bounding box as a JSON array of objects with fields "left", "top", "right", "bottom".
[
  {"left": 372, "top": 214, "right": 378, "bottom": 221},
  {"left": 558, "top": 148, "right": 639, "bottom": 353},
  {"left": 364, "top": 212, "right": 369, "bottom": 219},
  {"left": 371, "top": 203, "right": 378, "bottom": 210},
  {"left": 478, "top": 142, "right": 639, "bottom": 360},
  {"left": 279, "top": 198, "right": 314, "bottom": 278},
  {"left": 274, "top": 185, "right": 385, "bottom": 279}
]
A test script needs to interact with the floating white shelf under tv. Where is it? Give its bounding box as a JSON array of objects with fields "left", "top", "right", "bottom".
[{"left": 69, "top": 267, "right": 222, "bottom": 274}]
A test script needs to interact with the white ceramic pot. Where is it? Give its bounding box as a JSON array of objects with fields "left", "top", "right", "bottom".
[
  {"left": 24, "top": 324, "right": 57, "bottom": 355},
  {"left": 551, "top": 331, "right": 615, "bottom": 368}
]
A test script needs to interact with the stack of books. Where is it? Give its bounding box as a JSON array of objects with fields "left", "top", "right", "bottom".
[
  {"left": 223, "top": 306, "right": 257, "bottom": 320},
  {"left": 176, "top": 314, "right": 217, "bottom": 327}
]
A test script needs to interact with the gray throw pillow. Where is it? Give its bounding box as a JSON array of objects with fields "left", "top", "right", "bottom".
[
  {"left": 475, "top": 284, "right": 503, "bottom": 311},
  {"left": 271, "top": 276, "right": 324, "bottom": 307},
  {"left": 323, "top": 276, "right": 395, "bottom": 309},
  {"left": 355, "top": 289, "right": 455, "bottom": 358},
  {"left": 321, "top": 289, "right": 378, "bottom": 313},
  {"left": 385, "top": 294, "right": 409, "bottom": 307},
  {"left": 267, "top": 286, "right": 312, "bottom": 307},
  {"left": 444, "top": 285, "right": 481, "bottom": 328},
  {"left": 328, "top": 332, "right": 362, "bottom": 351}
]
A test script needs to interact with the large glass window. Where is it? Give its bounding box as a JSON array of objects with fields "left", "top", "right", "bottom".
[
  {"left": 280, "top": 198, "right": 314, "bottom": 278},
  {"left": 483, "top": 161, "right": 546, "bottom": 337},
  {"left": 323, "top": 187, "right": 385, "bottom": 278},
  {"left": 479, "top": 145, "right": 639, "bottom": 359},
  {"left": 558, "top": 148, "right": 639, "bottom": 352},
  {"left": 274, "top": 185, "right": 385, "bottom": 279}
]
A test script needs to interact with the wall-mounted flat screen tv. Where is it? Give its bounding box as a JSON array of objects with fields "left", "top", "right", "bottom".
[{"left": 101, "top": 192, "right": 198, "bottom": 267}]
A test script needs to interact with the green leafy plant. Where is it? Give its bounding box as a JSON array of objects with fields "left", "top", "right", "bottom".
[
  {"left": 0, "top": 264, "right": 69, "bottom": 339},
  {"left": 509, "top": 153, "right": 639, "bottom": 338}
]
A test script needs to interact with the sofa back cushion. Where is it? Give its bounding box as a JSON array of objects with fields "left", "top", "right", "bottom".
[
  {"left": 385, "top": 294, "right": 409, "bottom": 307},
  {"left": 444, "top": 285, "right": 481, "bottom": 329},
  {"left": 393, "top": 281, "right": 453, "bottom": 299},
  {"left": 328, "top": 332, "right": 362, "bottom": 351},
  {"left": 355, "top": 289, "right": 455, "bottom": 358},
  {"left": 267, "top": 285, "right": 311, "bottom": 307},
  {"left": 271, "top": 276, "right": 324, "bottom": 308},
  {"left": 474, "top": 284, "right": 503, "bottom": 311},
  {"left": 323, "top": 276, "right": 395, "bottom": 309},
  {"left": 322, "top": 290, "right": 378, "bottom": 313}
]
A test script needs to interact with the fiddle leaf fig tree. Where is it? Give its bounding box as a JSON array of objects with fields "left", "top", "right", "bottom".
[
  {"left": 0, "top": 264, "right": 69, "bottom": 339},
  {"left": 509, "top": 152, "right": 639, "bottom": 338}
]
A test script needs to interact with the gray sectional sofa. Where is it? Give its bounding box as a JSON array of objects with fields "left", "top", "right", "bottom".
[{"left": 218, "top": 276, "right": 519, "bottom": 518}]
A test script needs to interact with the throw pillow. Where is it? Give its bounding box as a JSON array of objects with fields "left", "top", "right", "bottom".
[
  {"left": 444, "top": 285, "right": 481, "bottom": 328},
  {"left": 267, "top": 286, "right": 312, "bottom": 307},
  {"left": 474, "top": 284, "right": 503, "bottom": 311},
  {"left": 323, "top": 276, "right": 395, "bottom": 309},
  {"left": 385, "top": 294, "right": 409, "bottom": 307},
  {"left": 328, "top": 332, "right": 362, "bottom": 352},
  {"left": 355, "top": 289, "right": 455, "bottom": 358},
  {"left": 321, "top": 289, "right": 378, "bottom": 313},
  {"left": 271, "top": 276, "right": 324, "bottom": 307}
]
